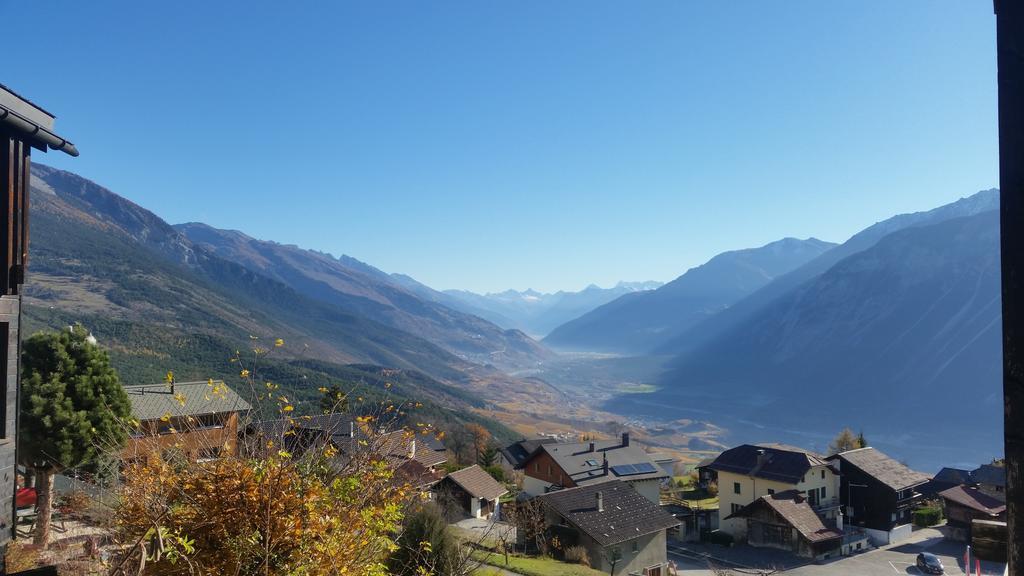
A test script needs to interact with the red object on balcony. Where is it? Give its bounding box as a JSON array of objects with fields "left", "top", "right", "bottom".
[{"left": 15, "top": 487, "right": 36, "bottom": 509}]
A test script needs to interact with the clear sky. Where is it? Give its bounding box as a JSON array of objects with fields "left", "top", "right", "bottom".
[{"left": 5, "top": 1, "right": 998, "bottom": 294}]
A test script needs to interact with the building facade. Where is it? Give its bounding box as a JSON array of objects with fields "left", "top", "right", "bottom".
[
  {"left": 708, "top": 444, "right": 841, "bottom": 539},
  {"left": 0, "top": 84, "right": 77, "bottom": 555}
]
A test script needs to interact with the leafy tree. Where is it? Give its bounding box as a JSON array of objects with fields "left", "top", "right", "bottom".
[
  {"left": 465, "top": 423, "right": 491, "bottom": 464},
  {"left": 19, "top": 325, "right": 131, "bottom": 546},
  {"left": 828, "top": 427, "right": 863, "bottom": 455},
  {"left": 387, "top": 503, "right": 461, "bottom": 576}
]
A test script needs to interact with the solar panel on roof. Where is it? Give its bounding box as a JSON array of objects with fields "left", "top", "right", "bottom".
[
  {"left": 611, "top": 463, "right": 657, "bottom": 477},
  {"left": 611, "top": 464, "right": 636, "bottom": 476}
]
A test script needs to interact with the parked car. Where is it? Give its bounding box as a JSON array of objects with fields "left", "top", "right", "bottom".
[{"left": 916, "top": 552, "right": 944, "bottom": 574}]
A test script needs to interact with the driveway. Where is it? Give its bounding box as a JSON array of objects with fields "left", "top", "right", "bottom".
[{"left": 453, "top": 517, "right": 516, "bottom": 545}]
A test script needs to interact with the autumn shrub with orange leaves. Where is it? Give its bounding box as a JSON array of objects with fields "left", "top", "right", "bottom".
[
  {"left": 109, "top": 338, "right": 421, "bottom": 576},
  {"left": 115, "top": 453, "right": 405, "bottom": 575}
]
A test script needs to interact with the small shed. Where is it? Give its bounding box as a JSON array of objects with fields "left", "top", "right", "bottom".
[{"left": 434, "top": 464, "right": 507, "bottom": 519}]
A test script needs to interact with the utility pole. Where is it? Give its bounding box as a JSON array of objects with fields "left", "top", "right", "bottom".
[{"left": 995, "top": 1, "right": 1024, "bottom": 573}]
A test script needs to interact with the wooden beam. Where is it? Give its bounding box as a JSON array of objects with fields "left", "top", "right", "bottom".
[{"left": 996, "top": 1, "right": 1024, "bottom": 574}]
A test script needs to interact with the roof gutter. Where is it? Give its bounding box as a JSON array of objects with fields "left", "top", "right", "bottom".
[{"left": 0, "top": 103, "right": 79, "bottom": 157}]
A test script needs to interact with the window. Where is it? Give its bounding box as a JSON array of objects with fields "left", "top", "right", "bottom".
[
  {"left": 198, "top": 447, "right": 222, "bottom": 461},
  {"left": 631, "top": 540, "right": 639, "bottom": 553},
  {"left": 733, "top": 482, "right": 741, "bottom": 494},
  {"left": 767, "top": 488, "right": 775, "bottom": 495},
  {"left": 585, "top": 459, "right": 597, "bottom": 466},
  {"left": 0, "top": 322, "right": 7, "bottom": 439},
  {"left": 731, "top": 503, "right": 742, "bottom": 514},
  {"left": 533, "top": 462, "right": 538, "bottom": 472},
  {"left": 821, "top": 470, "right": 825, "bottom": 479},
  {"left": 820, "top": 486, "right": 826, "bottom": 499}
]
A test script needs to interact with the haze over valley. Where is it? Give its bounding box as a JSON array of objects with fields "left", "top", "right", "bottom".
[{"left": 24, "top": 163, "right": 1002, "bottom": 472}]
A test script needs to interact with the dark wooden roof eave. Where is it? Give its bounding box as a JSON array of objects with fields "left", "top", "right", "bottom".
[{"left": 0, "top": 104, "right": 78, "bottom": 156}]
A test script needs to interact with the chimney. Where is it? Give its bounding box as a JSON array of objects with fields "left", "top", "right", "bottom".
[
  {"left": 409, "top": 438, "right": 416, "bottom": 459},
  {"left": 621, "top": 432, "right": 630, "bottom": 447},
  {"left": 756, "top": 448, "right": 767, "bottom": 469},
  {"left": 603, "top": 452, "right": 609, "bottom": 475},
  {"left": 589, "top": 442, "right": 595, "bottom": 453},
  {"left": 596, "top": 491, "right": 604, "bottom": 512}
]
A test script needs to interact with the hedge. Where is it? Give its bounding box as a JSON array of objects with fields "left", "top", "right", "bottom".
[{"left": 913, "top": 507, "right": 943, "bottom": 527}]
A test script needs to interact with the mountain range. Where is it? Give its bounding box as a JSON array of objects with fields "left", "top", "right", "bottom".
[
  {"left": 23, "top": 164, "right": 537, "bottom": 440},
  {"left": 543, "top": 238, "right": 837, "bottom": 353},
  {"left": 439, "top": 282, "right": 662, "bottom": 338},
  {"left": 613, "top": 190, "right": 1003, "bottom": 468}
]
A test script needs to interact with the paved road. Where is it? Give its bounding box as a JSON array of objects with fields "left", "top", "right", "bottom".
[{"left": 667, "top": 528, "right": 1006, "bottom": 576}]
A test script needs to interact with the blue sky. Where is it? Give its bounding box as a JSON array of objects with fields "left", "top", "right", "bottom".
[{"left": 6, "top": 2, "right": 998, "bottom": 293}]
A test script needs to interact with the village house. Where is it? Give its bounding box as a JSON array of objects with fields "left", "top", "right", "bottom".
[
  {"left": 536, "top": 479, "right": 679, "bottom": 576},
  {"left": 433, "top": 464, "right": 507, "bottom": 519},
  {"left": 938, "top": 484, "right": 1008, "bottom": 542},
  {"left": 518, "top": 433, "right": 667, "bottom": 503},
  {"left": 706, "top": 443, "right": 841, "bottom": 540},
  {"left": 123, "top": 380, "right": 251, "bottom": 463},
  {"left": 828, "top": 447, "right": 929, "bottom": 545},
  {"left": 725, "top": 490, "right": 844, "bottom": 560}
]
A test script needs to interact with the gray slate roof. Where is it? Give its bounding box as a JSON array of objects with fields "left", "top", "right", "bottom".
[
  {"left": 501, "top": 438, "right": 557, "bottom": 469},
  {"left": 832, "top": 447, "right": 929, "bottom": 492},
  {"left": 933, "top": 467, "right": 973, "bottom": 484},
  {"left": 537, "top": 480, "right": 679, "bottom": 547},
  {"left": 442, "top": 464, "right": 507, "bottom": 500},
  {"left": 534, "top": 438, "right": 667, "bottom": 486},
  {"left": 126, "top": 380, "right": 251, "bottom": 421},
  {"left": 708, "top": 444, "right": 829, "bottom": 484},
  {"left": 971, "top": 464, "right": 1006, "bottom": 487}
]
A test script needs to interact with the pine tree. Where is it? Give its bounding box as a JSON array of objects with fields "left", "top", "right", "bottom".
[{"left": 19, "top": 325, "right": 131, "bottom": 545}]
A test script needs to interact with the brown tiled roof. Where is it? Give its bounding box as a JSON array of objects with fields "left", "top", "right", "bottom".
[
  {"left": 537, "top": 480, "right": 679, "bottom": 547},
  {"left": 938, "top": 485, "right": 1007, "bottom": 516},
  {"left": 831, "top": 448, "right": 929, "bottom": 492},
  {"left": 727, "top": 490, "right": 843, "bottom": 543},
  {"left": 444, "top": 465, "right": 507, "bottom": 500}
]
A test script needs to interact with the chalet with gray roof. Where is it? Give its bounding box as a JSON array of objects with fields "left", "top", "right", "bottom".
[
  {"left": 726, "top": 490, "right": 843, "bottom": 559},
  {"left": 828, "top": 447, "right": 929, "bottom": 545},
  {"left": 519, "top": 433, "right": 667, "bottom": 503},
  {"left": 434, "top": 464, "right": 507, "bottom": 519},
  {"left": 124, "top": 380, "right": 251, "bottom": 462},
  {"left": 536, "top": 480, "right": 678, "bottom": 576}
]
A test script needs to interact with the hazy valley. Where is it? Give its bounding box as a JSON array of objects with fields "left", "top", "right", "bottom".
[{"left": 25, "top": 163, "right": 1004, "bottom": 472}]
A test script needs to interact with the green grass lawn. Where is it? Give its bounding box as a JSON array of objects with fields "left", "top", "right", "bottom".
[{"left": 471, "top": 550, "right": 606, "bottom": 576}]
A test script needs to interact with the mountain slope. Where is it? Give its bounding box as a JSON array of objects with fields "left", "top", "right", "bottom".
[
  {"left": 440, "top": 282, "right": 663, "bottom": 338},
  {"left": 175, "top": 222, "right": 550, "bottom": 370},
  {"left": 543, "top": 238, "right": 836, "bottom": 353},
  {"left": 641, "top": 211, "right": 1002, "bottom": 467},
  {"left": 25, "top": 164, "right": 476, "bottom": 383},
  {"left": 654, "top": 189, "right": 1000, "bottom": 357}
]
